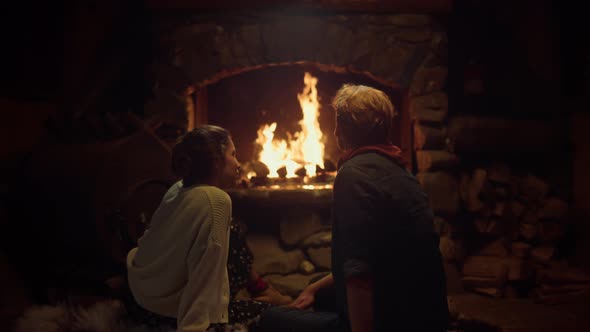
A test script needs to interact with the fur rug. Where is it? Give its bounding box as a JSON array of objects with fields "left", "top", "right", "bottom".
[
  {"left": 13, "top": 300, "right": 175, "bottom": 332},
  {"left": 12, "top": 300, "right": 258, "bottom": 332}
]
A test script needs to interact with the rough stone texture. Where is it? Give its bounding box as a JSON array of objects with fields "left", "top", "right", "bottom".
[
  {"left": 390, "top": 14, "right": 431, "bottom": 27},
  {"left": 265, "top": 273, "right": 326, "bottom": 298},
  {"left": 154, "top": 13, "right": 435, "bottom": 88},
  {"left": 320, "top": 23, "right": 355, "bottom": 66},
  {"left": 416, "top": 150, "right": 460, "bottom": 172},
  {"left": 410, "top": 92, "right": 448, "bottom": 123},
  {"left": 413, "top": 108, "right": 448, "bottom": 125},
  {"left": 280, "top": 210, "right": 323, "bottom": 247},
  {"left": 417, "top": 171, "right": 460, "bottom": 217},
  {"left": 147, "top": 13, "right": 449, "bottom": 139},
  {"left": 171, "top": 23, "right": 222, "bottom": 81},
  {"left": 237, "top": 24, "right": 265, "bottom": 65},
  {"left": 299, "top": 260, "right": 316, "bottom": 275},
  {"left": 394, "top": 28, "right": 432, "bottom": 43},
  {"left": 301, "top": 231, "right": 332, "bottom": 248},
  {"left": 413, "top": 124, "right": 446, "bottom": 150},
  {"left": 409, "top": 66, "right": 448, "bottom": 96},
  {"left": 369, "top": 43, "right": 416, "bottom": 82},
  {"left": 428, "top": 31, "right": 448, "bottom": 65},
  {"left": 307, "top": 247, "right": 332, "bottom": 271},
  {"left": 447, "top": 117, "right": 569, "bottom": 156},
  {"left": 151, "top": 63, "right": 191, "bottom": 93},
  {"left": 144, "top": 89, "right": 189, "bottom": 129},
  {"left": 247, "top": 233, "right": 305, "bottom": 276}
]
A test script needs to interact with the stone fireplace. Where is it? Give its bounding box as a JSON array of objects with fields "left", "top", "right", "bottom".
[
  {"left": 146, "top": 11, "right": 449, "bottom": 160},
  {"left": 142, "top": 10, "right": 449, "bottom": 296},
  {"left": 133, "top": 6, "right": 578, "bottom": 302}
]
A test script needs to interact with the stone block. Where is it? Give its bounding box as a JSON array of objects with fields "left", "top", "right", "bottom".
[
  {"left": 307, "top": 247, "right": 332, "bottom": 271},
  {"left": 280, "top": 210, "right": 324, "bottom": 247},
  {"left": 247, "top": 233, "right": 305, "bottom": 276}
]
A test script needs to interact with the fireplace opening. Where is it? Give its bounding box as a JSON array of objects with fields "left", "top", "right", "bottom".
[{"left": 202, "top": 64, "right": 408, "bottom": 190}]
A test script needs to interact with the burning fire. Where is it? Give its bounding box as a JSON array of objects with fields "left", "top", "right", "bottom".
[{"left": 255, "top": 72, "right": 325, "bottom": 178}]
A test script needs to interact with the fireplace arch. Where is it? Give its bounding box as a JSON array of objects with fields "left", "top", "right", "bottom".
[{"left": 147, "top": 12, "right": 449, "bottom": 172}]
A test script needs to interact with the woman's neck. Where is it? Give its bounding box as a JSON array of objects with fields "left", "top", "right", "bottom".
[{"left": 183, "top": 177, "right": 219, "bottom": 188}]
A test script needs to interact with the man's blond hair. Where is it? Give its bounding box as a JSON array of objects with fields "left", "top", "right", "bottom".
[{"left": 332, "top": 84, "right": 395, "bottom": 147}]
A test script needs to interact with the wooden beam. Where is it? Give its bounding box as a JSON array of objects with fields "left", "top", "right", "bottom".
[
  {"left": 145, "top": 0, "right": 452, "bottom": 13},
  {"left": 399, "top": 92, "right": 413, "bottom": 172},
  {"left": 195, "top": 87, "right": 209, "bottom": 127}
]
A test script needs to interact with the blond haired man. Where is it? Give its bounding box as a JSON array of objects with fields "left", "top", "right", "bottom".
[{"left": 259, "top": 85, "right": 449, "bottom": 332}]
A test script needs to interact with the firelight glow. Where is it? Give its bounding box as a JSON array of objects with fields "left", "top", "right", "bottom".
[{"left": 255, "top": 72, "right": 325, "bottom": 178}]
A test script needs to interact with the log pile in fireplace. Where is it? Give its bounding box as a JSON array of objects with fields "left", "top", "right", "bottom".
[{"left": 240, "top": 159, "right": 337, "bottom": 189}]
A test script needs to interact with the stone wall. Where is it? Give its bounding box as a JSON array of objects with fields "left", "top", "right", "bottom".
[
  {"left": 147, "top": 12, "right": 448, "bottom": 130},
  {"left": 229, "top": 188, "right": 333, "bottom": 298}
]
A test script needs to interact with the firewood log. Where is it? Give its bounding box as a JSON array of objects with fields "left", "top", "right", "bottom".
[{"left": 538, "top": 197, "right": 568, "bottom": 221}]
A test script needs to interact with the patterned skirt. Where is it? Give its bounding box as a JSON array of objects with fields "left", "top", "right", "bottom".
[{"left": 124, "top": 219, "right": 272, "bottom": 331}]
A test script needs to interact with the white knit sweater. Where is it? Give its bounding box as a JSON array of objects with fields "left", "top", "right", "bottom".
[{"left": 127, "top": 182, "right": 231, "bottom": 332}]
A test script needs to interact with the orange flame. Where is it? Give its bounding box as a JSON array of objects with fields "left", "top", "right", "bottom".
[{"left": 255, "top": 72, "right": 325, "bottom": 178}]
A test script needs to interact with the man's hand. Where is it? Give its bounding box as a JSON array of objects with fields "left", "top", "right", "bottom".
[
  {"left": 289, "top": 273, "right": 334, "bottom": 309},
  {"left": 289, "top": 285, "right": 316, "bottom": 309}
]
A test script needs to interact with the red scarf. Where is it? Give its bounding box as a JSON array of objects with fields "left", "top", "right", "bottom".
[{"left": 337, "top": 144, "right": 407, "bottom": 169}]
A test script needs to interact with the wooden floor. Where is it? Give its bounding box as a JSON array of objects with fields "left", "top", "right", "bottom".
[
  {"left": 449, "top": 293, "right": 590, "bottom": 332},
  {"left": 3, "top": 260, "right": 590, "bottom": 332}
]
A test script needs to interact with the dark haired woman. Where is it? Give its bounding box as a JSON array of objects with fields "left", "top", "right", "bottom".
[{"left": 125, "top": 125, "right": 289, "bottom": 332}]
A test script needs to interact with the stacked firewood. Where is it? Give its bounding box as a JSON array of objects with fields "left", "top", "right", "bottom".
[
  {"left": 534, "top": 264, "right": 590, "bottom": 304},
  {"left": 453, "top": 163, "right": 588, "bottom": 301},
  {"left": 415, "top": 115, "right": 581, "bottom": 302}
]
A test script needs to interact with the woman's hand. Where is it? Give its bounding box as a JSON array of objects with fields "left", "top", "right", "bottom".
[{"left": 289, "top": 285, "right": 316, "bottom": 309}]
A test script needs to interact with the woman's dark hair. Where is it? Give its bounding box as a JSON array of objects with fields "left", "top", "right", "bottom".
[{"left": 171, "top": 125, "right": 231, "bottom": 186}]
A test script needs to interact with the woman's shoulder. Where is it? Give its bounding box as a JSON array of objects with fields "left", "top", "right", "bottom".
[{"left": 185, "top": 185, "right": 231, "bottom": 205}]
